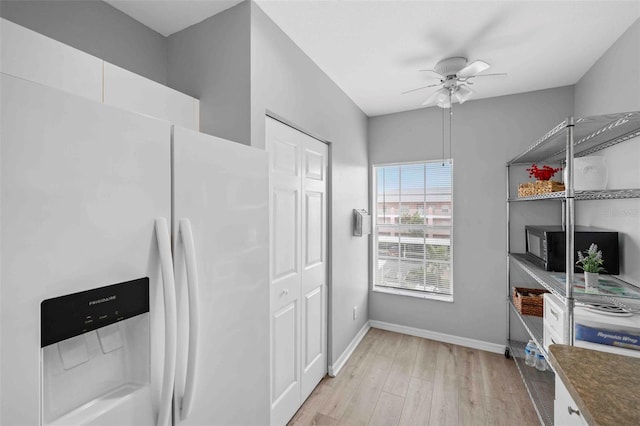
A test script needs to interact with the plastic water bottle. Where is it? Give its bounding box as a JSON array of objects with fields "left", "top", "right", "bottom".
[
  {"left": 535, "top": 352, "right": 547, "bottom": 371},
  {"left": 524, "top": 340, "right": 537, "bottom": 367}
]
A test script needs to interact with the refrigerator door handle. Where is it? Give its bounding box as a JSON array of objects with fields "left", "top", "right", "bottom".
[
  {"left": 155, "top": 218, "right": 178, "bottom": 426},
  {"left": 179, "top": 218, "right": 200, "bottom": 420}
]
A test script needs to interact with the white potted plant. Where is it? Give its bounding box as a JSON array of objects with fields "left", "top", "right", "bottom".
[{"left": 576, "top": 243, "right": 605, "bottom": 293}]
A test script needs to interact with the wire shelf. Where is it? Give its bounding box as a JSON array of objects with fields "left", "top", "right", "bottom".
[
  {"left": 510, "top": 253, "right": 640, "bottom": 311},
  {"left": 508, "top": 111, "right": 640, "bottom": 165},
  {"left": 509, "top": 188, "right": 640, "bottom": 202},
  {"left": 509, "top": 192, "right": 566, "bottom": 202},
  {"left": 508, "top": 340, "right": 555, "bottom": 426},
  {"left": 575, "top": 188, "right": 640, "bottom": 200},
  {"left": 509, "top": 299, "right": 548, "bottom": 359}
]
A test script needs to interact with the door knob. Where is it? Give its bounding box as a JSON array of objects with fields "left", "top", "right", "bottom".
[{"left": 568, "top": 406, "right": 580, "bottom": 416}]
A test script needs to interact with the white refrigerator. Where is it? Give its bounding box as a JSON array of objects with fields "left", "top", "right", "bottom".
[{"left": 0, "top": 73, "right": 270, "bottom": 425}]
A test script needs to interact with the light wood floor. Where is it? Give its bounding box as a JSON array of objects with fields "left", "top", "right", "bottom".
[{"left": 288, "top": 328, "right": 538, "bottom": 426}]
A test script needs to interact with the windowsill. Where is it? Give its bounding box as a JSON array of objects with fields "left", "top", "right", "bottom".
[{"left": 372, "top": 286, "right": 454, "bottom": 302}]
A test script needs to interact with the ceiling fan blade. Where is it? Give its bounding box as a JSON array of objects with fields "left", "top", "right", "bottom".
[
  {"left": 457, "top": 60, "right": 490, "bottom": 78},
  {"left": 401, "top": 83, "right": 441, "bottom": 94},
  {"left": 467, "top": 72, "right": 507, "bottom": 78},
  {"left": 418, "top": 70, "right": 445, "bottom": 79},
  {"left": 422, "top": 88, "right": 448, "bottom": 106}
]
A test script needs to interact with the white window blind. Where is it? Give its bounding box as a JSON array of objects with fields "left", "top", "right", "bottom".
[{"left": 373, "top": 161, "right": 453, "bottom": 296}]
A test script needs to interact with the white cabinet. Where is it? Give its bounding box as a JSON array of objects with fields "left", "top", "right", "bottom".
[
  {"left": 543, "top": 293, "right": 565, "bottom": 352},
  {"left": 1, "top": 18, "right": 103, "bottom": 102},
  {"left": 544, "top": 293, "right": 640, "bottom": 358},
  {"left": 1, "top": 18, "right": 200, "bottom": 130},
  {"left": 103, "top": 63, "right": 200, "bottom": 131},
  {"left": 555, "top": 377, "right": 588, "bottom": 426}
]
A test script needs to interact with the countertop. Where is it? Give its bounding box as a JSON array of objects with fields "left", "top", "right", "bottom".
[{"left": 548, "top": 344, "right": 640, "bottom": 426}]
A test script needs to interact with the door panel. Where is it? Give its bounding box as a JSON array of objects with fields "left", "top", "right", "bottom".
[
  {"left": 272, "top": 138, "right": 299, "bottom": 175},
  {"left": 172, "top": 127, "right": 270, "bottom": 425},
  {"left": 273, "top": 188, "right": 299, "bottom": 279},
  {"left": 267, "top": 118, "right": 328, "bottom": 424},
  {"left": 305, "top": 192, "right": 324, "bottom": 266},
  {"left": 303, "top": 287, "right": 323, "bottom": 369},
  {"left": 299, "top": 134, "right": 328, "bottom": 402},
  {"left": 304, "top": 149, "right": 325, "bottom": 181},
  {"left": 272, "top": 302, "right": 298, "bottom": 400}
]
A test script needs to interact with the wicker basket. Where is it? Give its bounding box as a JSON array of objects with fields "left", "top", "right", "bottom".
[
  {"left": 518, "top": 180, "right": 565, "bottom": 197},
  {"left": 512, "top": 287, "right": 549, "bottom": 317}
]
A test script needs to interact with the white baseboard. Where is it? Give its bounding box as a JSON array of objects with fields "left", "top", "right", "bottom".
[
  {"left": 328, "top": 321, "right": 371, "bottom": 377},
  {"left": 369, "top": 320, "right": 505, "bottom": 354}
]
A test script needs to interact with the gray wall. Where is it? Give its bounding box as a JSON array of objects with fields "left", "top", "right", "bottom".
[
  {"left": 250, "top": 3, "right": 370, "bottom": 364},
  {"left": 368, "top": 86, "right": 574, "bottom": 345},
  {"left": 167, "top": 2, "right": 251, "bottom": 145},
  {"left": 574, "top": 18, "right": 640, "bottom": 117},
  {"left": 573, "top": 18, "right": 640, "bottom": 285},
  {"left": 0, "top": 0, "right": 168, "bottom": 84}
]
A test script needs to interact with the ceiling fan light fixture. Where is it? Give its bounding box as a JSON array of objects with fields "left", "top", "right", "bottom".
[
  {"left": 437, "top": 98, "right": 451, "bottom": 108},
  {"left": 409, "top": 57, "right": 498, "bottom": 108},
  {"left": 453, "top": 85, "right": 474, "bottom": 104},
  {"left": 436, "top": 89, "right": 451, "bottom": 108},
  {"left": 422, "top": 87, "right": 448, "bottom": 106}
]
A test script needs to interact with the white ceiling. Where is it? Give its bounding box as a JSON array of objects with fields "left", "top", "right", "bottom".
[
  {"left": 105, "top": 0, "right": 243, "bottom": 37},
  {"left": 105, "top": 0, "right": 640, "bottom": 117}
]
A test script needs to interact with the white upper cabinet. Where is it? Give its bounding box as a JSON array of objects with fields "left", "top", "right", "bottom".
[
  {"left": 103, "top": 62, "right": 200, "bottom": 131},
  {"left": 0, "top": 18, "right": 200, "bottom": 130},
  {"left": 1, "top": 18, "right": 103, "bottom": 102}
]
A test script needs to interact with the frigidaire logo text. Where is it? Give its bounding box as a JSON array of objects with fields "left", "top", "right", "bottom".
[{"left": 88, "top": 295, "right": 117, "bottom": 306}]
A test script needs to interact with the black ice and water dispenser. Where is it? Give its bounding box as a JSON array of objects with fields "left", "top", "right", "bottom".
[{"left": 41, "top": 278, "right": 152, "bottom": 424}]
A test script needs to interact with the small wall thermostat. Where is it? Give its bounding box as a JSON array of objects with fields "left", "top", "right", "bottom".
[{"left": 353, "top": 209, "right": 371, "bottom": 237}]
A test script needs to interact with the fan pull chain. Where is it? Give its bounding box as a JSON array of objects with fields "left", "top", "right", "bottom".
[
  {"left": 441, "top": 106, "right": 445, "bottom": 166},
  {"left": 449, "top": 90, "right": 453, "bottom": 164},
  {"left": 450, "top": 103, "right": 453, "bottom": 163}
]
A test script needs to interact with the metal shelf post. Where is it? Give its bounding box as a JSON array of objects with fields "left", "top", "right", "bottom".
[
  {"left": 565, "top": 117, "right": 575, "bottom": 345},
  {"left": 506, "top": 163, "right": 511, "bottom": 352}
]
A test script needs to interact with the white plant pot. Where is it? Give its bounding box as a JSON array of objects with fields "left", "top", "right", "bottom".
[
  {"left": 571, "top": 156, "right": 608, "bottom": 190},
  {"left": 584, "top": 271, "right": 600, "bottom": 294}
]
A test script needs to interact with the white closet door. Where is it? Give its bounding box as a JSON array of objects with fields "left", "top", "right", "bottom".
[
  {"left": 266, "top": 118, "right": 328, "bottom": 425},
  {"left": 299, "top": 134, "right": 328, "bottom": 402},
  {"left": 268, "top": 119, "right": 303, "bottom": 426}
]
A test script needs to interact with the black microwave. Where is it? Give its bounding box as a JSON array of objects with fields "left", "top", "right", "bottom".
[{"left": 525, "top": 225, "right": 619, "bottom": 274}]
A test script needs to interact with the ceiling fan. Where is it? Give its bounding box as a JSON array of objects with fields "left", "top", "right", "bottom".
[{"left": 403, "top": 57, "right": 506, "bottom": 108}]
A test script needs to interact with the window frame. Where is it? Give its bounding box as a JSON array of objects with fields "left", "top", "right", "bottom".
[{"left": 371, "top": 159, "right": 454, "bottom": 302}]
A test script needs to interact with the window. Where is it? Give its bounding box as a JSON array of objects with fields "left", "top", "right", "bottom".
[{"left": 373, "top": 160, "right": 453, "bottom": 299}]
